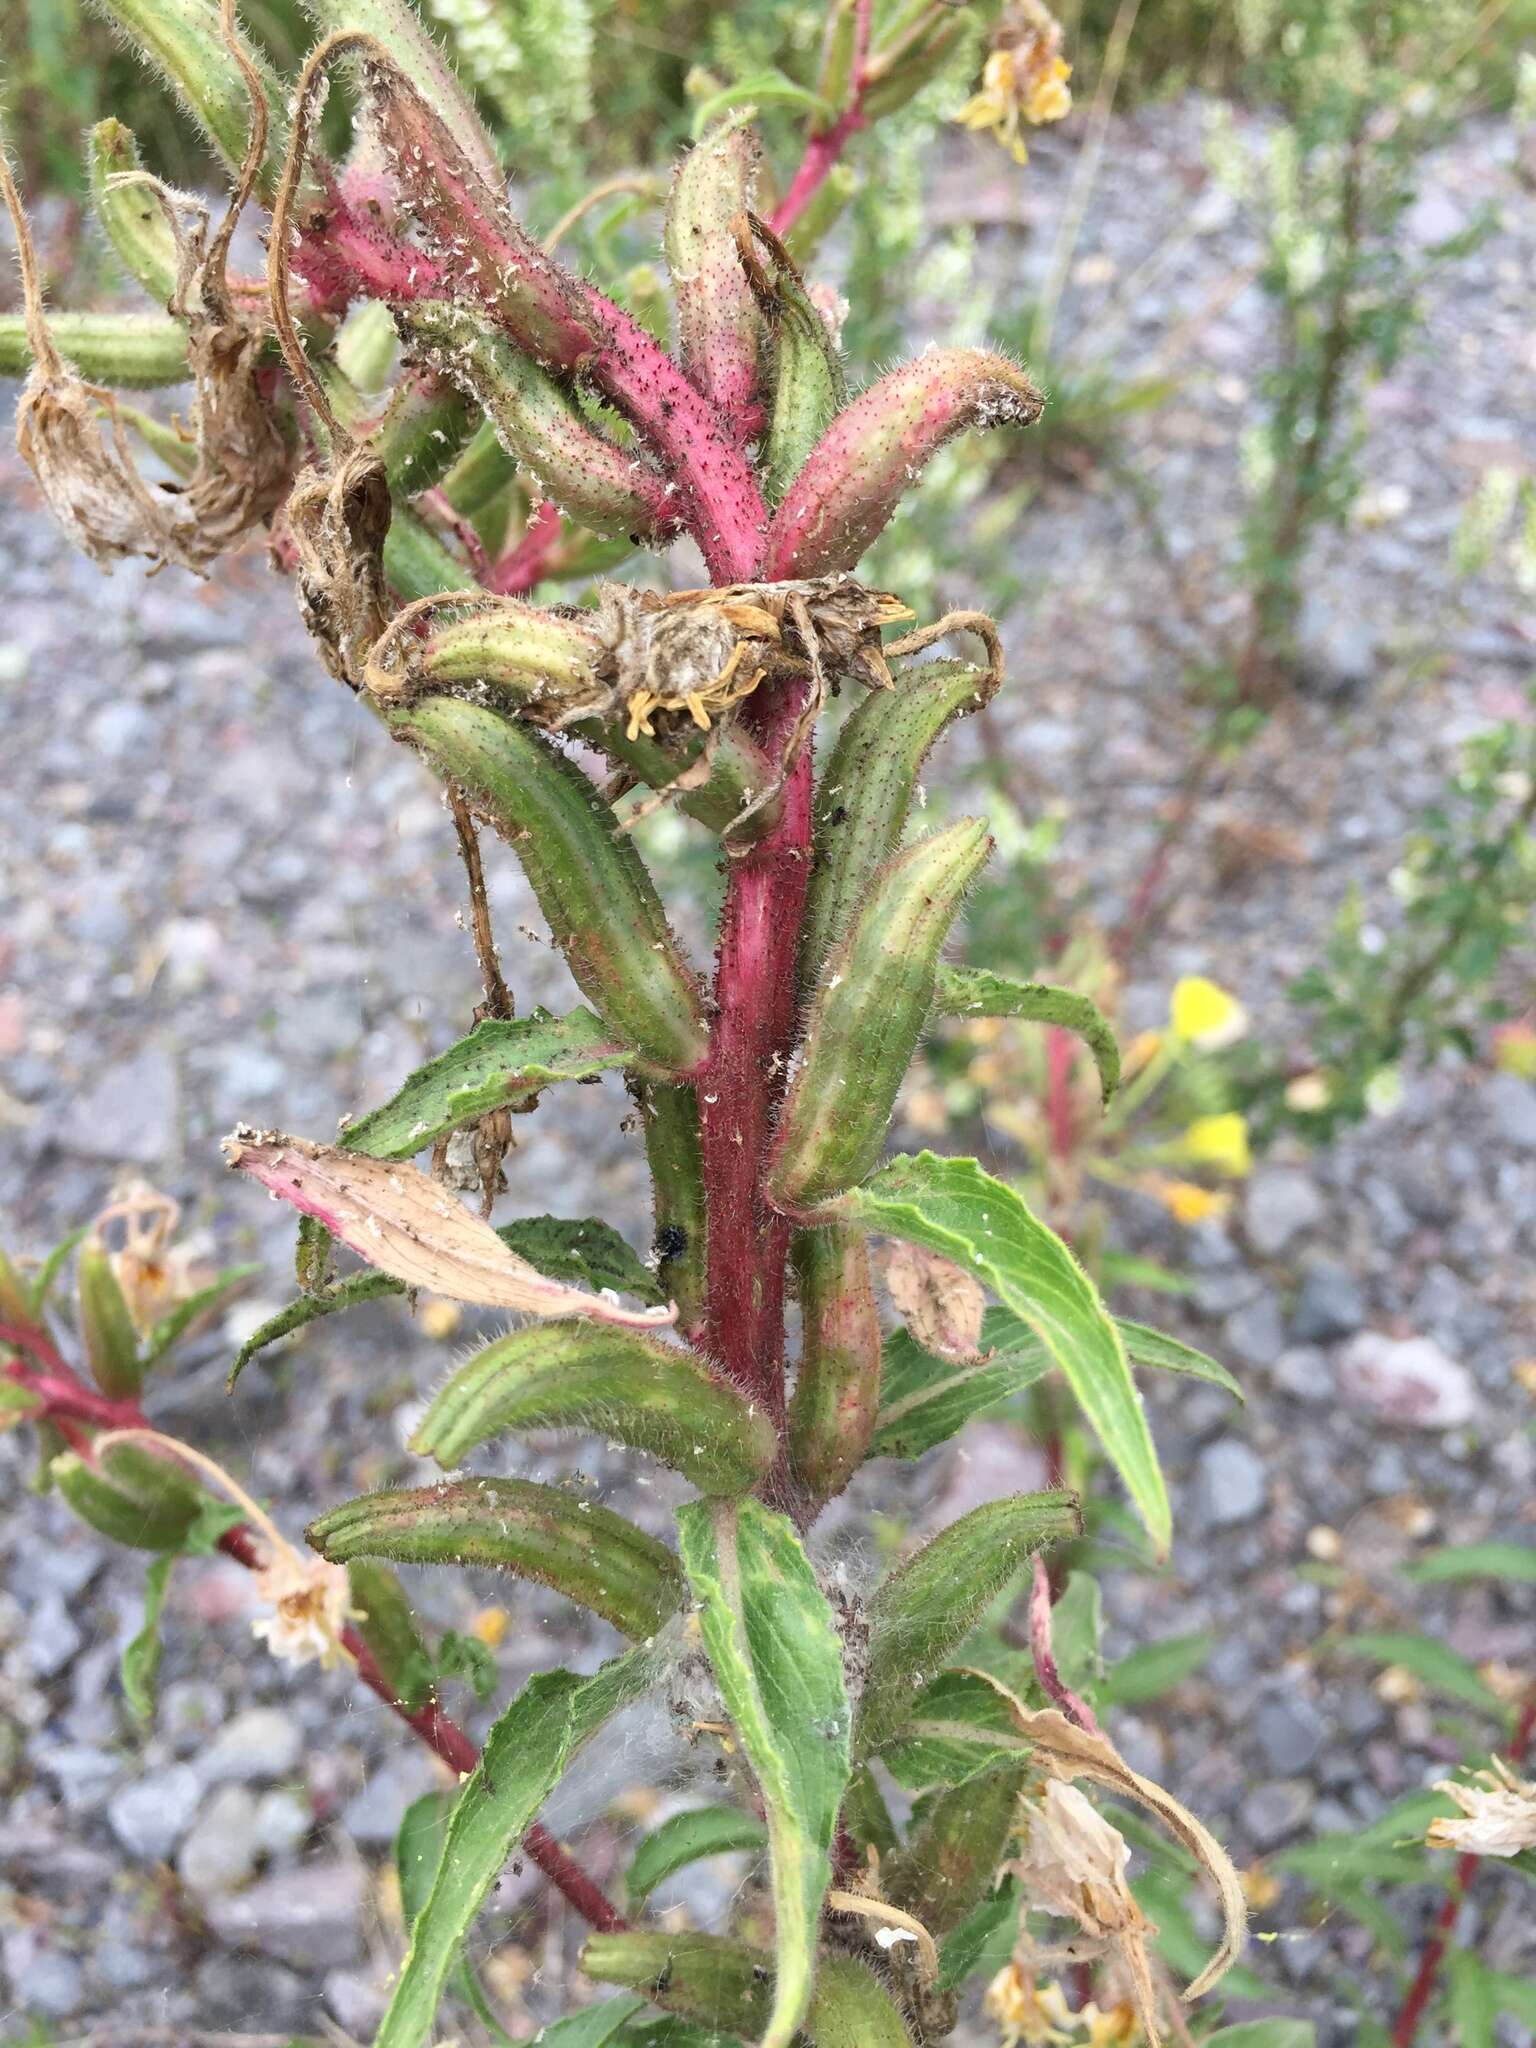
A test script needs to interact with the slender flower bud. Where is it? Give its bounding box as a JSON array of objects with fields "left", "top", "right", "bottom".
[
  {"left": 76, "top": 1242, "right": 144, "bottom": 1398},
  {"left": 763, "top": 349, "right": 1043, "bottom": 578},
  {"left": 87, "top": 122, "right": 179, "bottom": 306},
  {"left": 768, "top": 818, "right": 994, "bottom": 1212},
  {"left": 369, "top": 371, "right": 478, "bottom": 499},
  {"left": 735, "top": 216, "right": 846, "bottom": 505}
]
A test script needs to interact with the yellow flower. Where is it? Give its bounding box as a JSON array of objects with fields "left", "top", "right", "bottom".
[
  {"left": 1180, "top": 1112, "right": 1251, "bottom": 1178},
  {"left": 984, "top": 1964, "right": 1075, "bottom": 2045},
  {"left": 471, "top": 1604, "right": 509, "bottom": 1648},
  {"left": 958, "top": 3, "right": 1073, "bottom": 164},
  {"left": 1148, "top": 1177, "right": 1231, "bottom": 1227},
  {"left": 1492, "top": 1022, "right": 1536, "bottom": 1078},
  {"left": 1169, "top": 975, "right": 1248, "bottom": 1050}
]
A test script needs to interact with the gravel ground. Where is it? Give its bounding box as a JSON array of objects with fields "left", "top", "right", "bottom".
[{"left": 2, "top": 98, "right": 1533, "bottom": 2045}]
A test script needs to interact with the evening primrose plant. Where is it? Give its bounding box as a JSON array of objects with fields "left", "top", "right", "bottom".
[{"left": 3, "top": 4, "right": 1249, "bottom": 2041}]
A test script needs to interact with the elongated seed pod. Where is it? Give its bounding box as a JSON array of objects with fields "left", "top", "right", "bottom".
[
  {"left": 578, "top": 715, "right": 783, "bottom": 842},
  {"left": 440, "top": 420, "right": 519, "bottom": 531},
  {"left": 91, "top": 0, "right": 288, "bottom": 194},
  {"left": 409, "top": 603, "right": 608, "bottom": 712},
  {"left": 583, "top": 1934, "right": 914, "bottom": 2048},
  {"left": 303, "top": 0, "right": 501, "bottom": 185},
  {"left": 788, "top": 1225, "right": 881, "bottom": 1507},
  {"left": 883, "top": 1760, "right": 1031, "bottom": 1935},
  {"left": 800, "top": 659, "right": 992, "bottom": 988},
  {"left": 344, "top": 1560, "right": 432, "bottom": 1712},
  {"left": 311, "top": 1478, "right": 685, "bottom": 1641},
  {"left": 87, "top": 122, "right": 178, "bottom": 306},
  {"left": 410, "top": 1321, "right": 777, "bottom": 1494},
  {"left": 395, "top": 695, "right": 708, "bottom": 1074},
  {"left": 77, "top": 1244, "right": 143, "bottom": 1398},
  {"left": 398, "top": 302, "right": 677, "bottom": 541},
  {"left": 664, "top": 122, "right": 763, "bottom": 425},
  {"left": 635, "top": 1081, "right": 708, "bottom": 1337},
  {"left": 768, "top": 818, "right": 994, "bottom": 1213},
  {"left": 0, "top": 313, "right": 190, "bottom": 387},
  {"left": 52, "top": 1442, "right": 209, "bottom": 1552},
  {"left": 371, "top": 373, "right": 478, "bottom": 499},
  {"left": 738, "top": 219, "right": 847, "bottom": 506},
  {"left": 763, "top": 349, "right": 1042, "bottom": 578},
  {"left": 381, "top": 505, "right": 472, "bottom": 603},
  {"left": 856, "top": 1491, "right": 1082, "bottom": 1754}
]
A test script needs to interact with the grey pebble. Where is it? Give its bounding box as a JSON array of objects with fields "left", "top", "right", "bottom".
[
  {"left": 1254, "top": 1688, "right": 1326, "bottom": 1774},
  {"left": 1223, "top": 1291, "right": 1286, "bottom": 1369},
  {"left": 1244, "top": 1167, "right": 1326, "bottom": 1256},
  {"left": 25, "top": 1591, "right": 84, "bottom": 1677},
  {"left": 204, "top": 1858, "right": 368, "bottom": 1969},
  {"left": 1192, "top": 1438, "right": 1269, "bottom": 1527},
  {"left": 1241, "top": 1777, "right": 1317, "bottom": 1848},
  {"left": 199, "top": 1704, "right": 304, "bottom": 1785},
  {"left": 67, "top": 1048, "right": 178, "bottom": 1166},
  {"left": 1290, "top": 1258, "right": 1367, "bottom": 1343},
  {"left": 177, "top": 1784, "right": 263, "bottom": 1893},
  {"left": 107, "top": 1764, "right": 203, "bottom": 1863}
]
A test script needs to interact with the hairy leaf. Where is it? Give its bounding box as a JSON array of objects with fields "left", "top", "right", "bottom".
[
  {"left": 676, "top": 1500, "right": 851, "bottom": 2048},
  {"left": 626, "top": 1806, "right": 769, "bottom": 1908},
  {"left": 831, "top": 1154, "right": 1169, "bottom": 1552},
  {"left": 933, "top": 965, "right": 1121, "bottom": 1106},
  {"left": 375, "top": 1644, "right": 662, "bottom": 2048},
  {"left": 341, "top": 1011, "right": 635, "bottom": 1161},
  {"left": 121, "top": 1555, "right": 176, "bottom": 1723},
  {"left": 412, "top": 1323, "right": 775, "bottom": 1494},
  {"left": 346, "top": 1561, "right": 434, "bottom": 1714},
  {"left": 584, "top": 1932, "right": 912, "bottom": 2046},
  {"left": 223, "top": 1133, "right": 675, "bottom": 1329},
  {"left": 311, "top": 1478, "right": 685, "bottom": 1641}
]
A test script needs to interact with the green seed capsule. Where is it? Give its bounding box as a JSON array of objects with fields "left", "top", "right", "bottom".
[
  {"left": 768, "top": 817, "right": 994, "bottom": 1213},
  {"left": 664, "top": 120, "right": 763, "bottom": 421},
  {"left": 738, "top": 218, "right": 847, "bottom": 506},
  {"left": 371, "top": 374, "right": 478, "bottom": 499},
  {"left": 634, "top": 1081, "right": 708, "bottom": 1337},
  {"left": 883, "top": 1760, "right": 1030, "bottom": 1936},
  {"left": 409, "top": 1320, "right": 776, "bottom": 1495},
  {"left": 583, "top": 1933, "right": 913, "bottom": 2048},
  {"left": 311, "top": 1478, "right": 685, "bottom": 1642},
  {"left": 77, "top": 1243, "right": 143, "bottom": 1398},
  {"left": 800, "top": 659, "right": 993, "bottom": 987},
  {"left": 90, "top": 0, "right": 288, "bottom": 194},
  {"left": 88, "top": 122, "right": 178, "bottom": 306},
  {"left": 399, "top": 301, "right": 674, "bottom": 542},
  {"left": 381, "top": 505, "right": 472, "bottom": 603},
  {"left": 788, "top": 1225, "right": 881, "bottom": 1507},
  {"left": 396, "top": 694, "right": 708, "bottom": 1074},
  {"left": 413, "top": 604, "right": 607, "bottom": 711},
  {"left": 0, "top": 313, "right": 190, "bottom": 388}
]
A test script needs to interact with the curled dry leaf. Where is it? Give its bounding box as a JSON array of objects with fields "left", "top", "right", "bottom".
[
  {"left": 1427, "top": 1759, "right": 1536, "bottom": 1857},
  {"left": 222, "top": 1129, "right": 675, "bottom": 1330},
  {"left": 942, "top": 1669, "right": 1246, "bottom": 2015},
  {"left": 882, "top": 1239, "right": 989, "bottom": 1366}
]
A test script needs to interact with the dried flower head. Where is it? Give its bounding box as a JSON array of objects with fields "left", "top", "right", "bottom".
[
  {"left": 252, "top": 1549, "right": 359, "bottom": 1670},
  {"left": 1011, "top": 1781, "right": 1160, "bottom": 2039},
  {"left": 1427, "top": 1759, "right": 1536, "bottom": 1858},
  {"left": 958, "top": 3, "right": 1074, "bottom": 164},
  {"left": 91, "top": 1180, "right": 214, "bottom": 1334}
]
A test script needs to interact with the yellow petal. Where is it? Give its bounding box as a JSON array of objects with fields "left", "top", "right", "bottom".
[
  {"left": 1170, "top": 975, "right": 1248, "bottom": 1048},
  {"left": 1180, "top": 1112, "right": 1252, "bottom": 1178}
]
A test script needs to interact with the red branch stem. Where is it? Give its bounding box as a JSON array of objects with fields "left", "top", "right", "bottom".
[
  {"left": 1392, "top": 1695, "right": 1536, "bottom": 2045},
  {"left": 1029, "top": 1553, "right": 1102, "bottom": 1736}
]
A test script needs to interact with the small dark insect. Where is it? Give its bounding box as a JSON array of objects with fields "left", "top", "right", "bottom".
[
  {"left": 827, "top": 803, "right": 848, "bottom": 826},
  {"left": 657, "top": 1223, "right": 689, "bottom": 1261},
  {"left": 652, "top": 1958, "right": 675, "bottom": 1996}
]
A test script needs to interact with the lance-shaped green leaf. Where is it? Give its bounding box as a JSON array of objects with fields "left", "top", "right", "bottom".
[
  {"left": 626, "top": 1806, "right": 769, "bottom": 1909},
  {"left": 346, "top": 1560, "right": 434, "bottom": 1713},
  {"left": 529, "top": 1996, "right": 651, "bottom": 2044},
  {"left": 310, "top": 1477, "right": 686, "bottom": 1641},
  {"left": 88, "top": 121, "right": 178, "bottom": 305},
  {"left": 396, "top": 1789, "right": 528, "bottom": 2040},
  {"left": 584, "top": 1934, "right": 914, "bottom": 2047},
  {"left": 91, "top": 0, "right": 288, "bottom": 193},
  {"left": 227, "top": 1214, "right": 663, "bottom": 1388},
  {"left": 665, "top": 122, "right": 763, "bottom": 425},
  {"left": 76, "top": 1242, "right": 143, "bottom": 1398},
  {"left": 341, "top": 1010, "right": 635, "bottom": 1161},
  {"left": 676, "top": 1500, "right": 851, "bottom": 2048},
  {"left": 52, "top": 1442, "right": 210, "bottom": 1552},
  {"left": 934, "top": 967, "right": 1121, "bottom": 1107},
  {"left": 375, "top": 1643, "right": 662, "bottom": 2048},
  {"left": 394, "top": 697, "right": 708, "bottom": 1075},
  {"left": 121, "top": 1554, "right": 177, "bottom": 1722},
  {"left": 763, "top": 350, "right": 1042, "bottom": 578},
  {"left": 769, "top": 822, "right": 993, "bottom": 1213},
  {"left": 788, "top": 1226, "right": 881, "bottom": 1508},
  {"left": 872, "top": 1308, "right": 1240, "bottom": 1462},
  {"left": 412, "top": 1323, "right": 775, "bottom": 1495},
  {"left": 224, "top": 1133, "right": 675, "bottom": 1329},
  {"left": 0, "top": 313, "right": 191, "bottom": 387},
  {"left": 141, "top": 1264, "right": 261, "bottom": 1367},
  {"left": 737, "top": 216, "right": 846, "bottom": 505},
  {"left": 826, "top": 1154, "right": 1170, "bottom": 1554},
  {"left": 400, "top": 304, "right": 676, "bottom": 541},
  {"left": 883, "top": 1759, "right": 1030, "bottom": 1936},
  {"left": 882, "top": 1669, "right": 1031, "bottom": 1791},
  {"left": 857, "top": 1492, "right": 1081, "bottom": 1755},
  {"left": 800, "top": 661, "right": 992, "bottom": 988}
]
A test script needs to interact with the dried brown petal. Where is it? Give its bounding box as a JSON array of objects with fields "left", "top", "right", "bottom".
[{"left": 883, "top": 1239, "right": 989, "bottom": 1365}]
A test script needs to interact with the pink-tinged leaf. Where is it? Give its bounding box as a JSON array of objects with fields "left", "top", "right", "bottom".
[
  {"left": 762, "top": 348, "right": 1043, "bottom": 578},
  {"left": 221, "top": 1131, "right": 675, "bottom": 1330}
]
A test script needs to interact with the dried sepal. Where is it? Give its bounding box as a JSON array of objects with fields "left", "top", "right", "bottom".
[
  {"left": 281, "top": 451, "right": 394, "bottom": 685},
  {"left": 882, "top": 1239, "right": 989, "bottom": 1366},
  {"left": 763, "top": 348, "right": 1044, "bottom": 579},
  {"left": 221, "top": 1129, "right": 676, "bottom": 1329}
]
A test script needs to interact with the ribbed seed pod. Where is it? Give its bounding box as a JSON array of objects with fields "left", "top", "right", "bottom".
[
  {"left": 583, "top": 1934, "right": 914, "bottom": 2047},
  {"left": 788, "top": 1225, "right": 881, "bottom": 1507},
  {"left": 408, "top": 603, "right": 607, "bottom": 714},
  {"left": 381, "top": 506, "right": 471, "bottom": 604},
  {"left": 311, "top": 1479, "right": 685, "bottom": 1642},
  {"left": 394, "top": 695, "right": 708, "bottom": 1075},
  {"left": 635, "top": 1081, "right": 708, "bottom": 1336},
  {"left": 738, "top": 218, "right": 847, "bottom": 506},
  {"left": 768, "top": 819, "right": 994, "bottom": 1213},
  {"left": 90, "top": 0, "right": 288, "bottom": 190},
  {"left": 87, "top": 122, "right": 178, "bottom": 306},
  {"left": 398, "top": 302, "right": 677, "bottom": 542},
  {"left": 664, "top": 121, "right": 763, "bottom": 425},
  {"left": 800, "top": 659, "right": 993, "bottom": 988},
  {"left": 371, "top": 373, "right": 478, "bottom": 499},
  {"left": 0, "top": 313, "right": 190, "bottom": 388}
]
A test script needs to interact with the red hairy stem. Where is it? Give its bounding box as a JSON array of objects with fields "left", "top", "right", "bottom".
[
  {"left": 490, "top": 499, "right": 563, "bottom": 595},
  {"left": 1029, "top": 1553, "right": 1101, "bottom": 1736},
  {"left": 1044, "top": 1026, "right": 1076, "bottom": 1162},
  {"left": 1392, "top": 1695, "right": 1535, "bottom": 2046},
  {"left": 769, "top": 103, "right": 867, "bottom": 241},
  {"left": 0, "top": 1317, "right": 73, "bottom": 1378}
]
